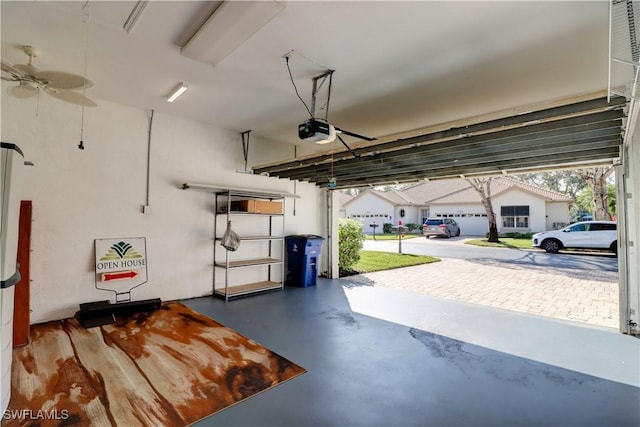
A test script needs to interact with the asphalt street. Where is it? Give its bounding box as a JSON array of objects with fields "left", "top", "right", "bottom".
[{"left": 363, "top": 235, "right": 619, "bottom": 274}]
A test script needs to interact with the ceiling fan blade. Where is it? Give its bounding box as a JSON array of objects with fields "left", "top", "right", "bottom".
[
  {"left": 1, "top": 59, "right": 24, "bottom": 78},
  {"left": 11, "top": 84, "right": 38, "bottom": 99},
  {"left": 47, "top": 89, "right": 97, "bottom": 107},
  {"left": 36, "top": 71, "right": 93, "bottom": 90},
  {"left": 12, "top": 63, "right": 39, "bottom": 77}
]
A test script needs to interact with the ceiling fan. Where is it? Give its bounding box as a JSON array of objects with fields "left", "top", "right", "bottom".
[{"left": 1, "top": 46, "right": 96, "bottom": 107}]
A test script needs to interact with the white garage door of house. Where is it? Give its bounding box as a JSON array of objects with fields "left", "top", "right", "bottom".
[{"left": 455, "top": 217, "right": 488, "bottom": 236}]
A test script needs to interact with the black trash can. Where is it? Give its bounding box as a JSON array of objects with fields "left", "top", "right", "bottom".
[{"left": 285, "top": 235, "right": 325, "bottom": 287}]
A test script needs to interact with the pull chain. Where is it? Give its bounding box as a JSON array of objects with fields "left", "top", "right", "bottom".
[{"left": 79, "top": 1, "right": 91, "bottom": 150}]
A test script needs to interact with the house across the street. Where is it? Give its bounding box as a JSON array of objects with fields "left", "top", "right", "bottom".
[{"left": 342, "top": 177, "right": 573, "bottom": 236}]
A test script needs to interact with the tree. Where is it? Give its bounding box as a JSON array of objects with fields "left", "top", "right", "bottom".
[
  {"left": 517, "top": 170, "right": 586, "bottom": 200},
  {"left": 573, "top": 189, "right": 594, "bottom": 219},
  {"left": 342, "top": 188, "right": 364, "bottom": 197},
  {"left": 467, "top": 177, "right": 500, "bottom": 243},
  {"left": 518, "top": 168, "right": 617, "bottom": 221},
  {"left": 577, "top": 167, "right": 613, "bottom": 220},
  {"left": 576, "top": 182, "right": 617, "bottom": 218},
  {"left": 518, "top": 171, "right": 587, "bottom": 218}
]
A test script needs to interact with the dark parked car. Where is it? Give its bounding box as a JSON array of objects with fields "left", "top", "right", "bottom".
[{"left": 423, "top": 218, "right": 460, "bottom": 238}]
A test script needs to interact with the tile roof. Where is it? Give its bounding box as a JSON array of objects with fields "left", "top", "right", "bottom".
[
  {"left": 341, "top": 177, "right": 573, "bottom": 207},
  {"left": 343, "top": 188, "right": 416, "bottom": 207},
  {"left": 401, "top": 179, "right": 474, "bottom": 204},
  {"left": 491, "top": 177, "right": 574, "bottom": 202},
  {"left": 379, "top": 188, "right": 417, "bottom": 205},
  {"left": 426, "top": 186, "right": 481, "bottom": 204},
  {"left": 337, "top": 191, "right": 354, "bottom": 207}
]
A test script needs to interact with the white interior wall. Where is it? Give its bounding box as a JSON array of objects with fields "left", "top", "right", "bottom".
[
  {"left": 328, "top": 190, "right": 339, "bottom": 279},
  {"left": 621, "top": 119, "right": 640, "bottom": 333},
  {"left": 0, "top": 92, "right": 322, "bottom": 323}
]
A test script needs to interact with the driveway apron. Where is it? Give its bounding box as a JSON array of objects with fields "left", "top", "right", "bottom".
[{"left": 345, "top": 241, "right": 619, "bottom": 329}]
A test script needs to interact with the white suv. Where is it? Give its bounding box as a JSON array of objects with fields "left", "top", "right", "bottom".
[{"left": 531, "top": 221, "right": 617, "bottom": 255}]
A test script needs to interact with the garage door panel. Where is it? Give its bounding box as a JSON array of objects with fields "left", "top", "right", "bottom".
[{"left": 454, "top": 217, "right": 488, "bottom": 236}]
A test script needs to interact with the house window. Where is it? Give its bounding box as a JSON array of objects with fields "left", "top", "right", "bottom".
[{"left": 501, "top": 205, "right": 530, "bottom": 228}]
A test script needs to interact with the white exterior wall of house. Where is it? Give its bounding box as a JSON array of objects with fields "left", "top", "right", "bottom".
[
  {"left": 394, "top": 205, "right": 421, "bottom": 228},
  {"left": 493, "top": 189, "right": 547, "bottom": 233},
  {"left": 417, "top": 207, "right": 431, "bottom": 224},
  {"left": 344, "top": 192, "right": 394, "bottom": 233},
  {"left": 1, "top": 93, "right": 323, "bottom": 323},
  {"left": 544, "top": 202, "right": 571, "bottom": 231},
  {"left": 343, "top": 184, "right": 570, "bottom": 237}
]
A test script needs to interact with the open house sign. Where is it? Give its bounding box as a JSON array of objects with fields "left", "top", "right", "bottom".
[{"left": 94, "top": 237, "right": 148, "bottom": 296}]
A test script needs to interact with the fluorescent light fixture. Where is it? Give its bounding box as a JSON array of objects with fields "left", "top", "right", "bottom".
[
  {"left": 181, "top": 1, "right": 286, "bottom": 66},
  {"left": 166, "top": 83, "right": 188, "bottom": 103},
  {"left": 181, "top": 183, "right": 301, "bottom": 198},
  {"left": 123, "top": 1, "right": 149, "bottom": 34}
]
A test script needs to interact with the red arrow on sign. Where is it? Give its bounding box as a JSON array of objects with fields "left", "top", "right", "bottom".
[{"left": 102, "top": 270, "right": 138, "bottom": 282}]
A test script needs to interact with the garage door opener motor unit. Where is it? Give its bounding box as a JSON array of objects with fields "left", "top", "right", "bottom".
[{"left": 298, "top": 119, "right": 336, "bottom": 144}]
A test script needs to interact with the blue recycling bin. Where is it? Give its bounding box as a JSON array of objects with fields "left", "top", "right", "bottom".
[{"left": 285, "top": 235, "right": 325, "bottom": 287}]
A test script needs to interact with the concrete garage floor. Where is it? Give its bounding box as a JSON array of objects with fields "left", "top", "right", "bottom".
[{"left": 183, "top": 281, "right": 639, "bottom": 427}]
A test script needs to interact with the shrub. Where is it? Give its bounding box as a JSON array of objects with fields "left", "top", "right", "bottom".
[
  {"left": 382, "top": 223, "right": 393, "bottom": 233},
  {"left": 339, "top": 218, "right": 365, "bottom": 270},
  {"left": 494, "top": 231, "right": 535, "bottom": 239},
  {"left": 405, "top": 223, "right": 420, "bottom": 232}
]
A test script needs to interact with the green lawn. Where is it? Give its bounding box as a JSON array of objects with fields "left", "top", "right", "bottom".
[
  {"left": 348, "top": 250, "right": 440, "bottom": 274},
  {"left": 341, "top": 236, "right": 529, "bottom": 277},
  {"left": 365, "top": 234, "right": 533, "bottom": 249},
  {"left": 464, "top": 237, "right": 533, "bottom": 249}
]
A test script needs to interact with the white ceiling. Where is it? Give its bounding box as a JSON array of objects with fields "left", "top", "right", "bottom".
[{"left": 1, "top": 1, "right": 614, "bottom": 149}]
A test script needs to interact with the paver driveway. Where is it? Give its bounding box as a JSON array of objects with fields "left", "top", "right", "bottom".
[{"left": 343, "top": 244, "right": 619, "bottom": 329}]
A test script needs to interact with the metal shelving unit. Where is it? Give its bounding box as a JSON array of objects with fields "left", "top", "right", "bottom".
[{"left": 213, "top": 190, "right": 285, "bottom": 301}]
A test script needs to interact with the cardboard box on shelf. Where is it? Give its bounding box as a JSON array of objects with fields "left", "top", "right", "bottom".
[
  {"left": 225, "top": 199, "right": 282, "bottom": 214},
  {"left": 253, "top": 200, "right": 283, "bottom": 214}
]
